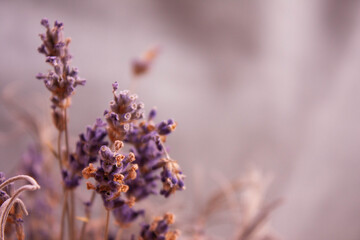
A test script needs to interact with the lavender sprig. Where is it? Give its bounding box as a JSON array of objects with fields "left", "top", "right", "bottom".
[
  {"left": 82, "top": 141, "right": 138, "bottom": 210},
  {"left": 37, "top": 18, "right": 86, "bottom": 111},
  {"left": 125, "top": 108, "right": 185, "bottom": 199},
  {"left": 134, "top": 213, "right": 180, "bottom": 240},
  {"left": 63, "top": 119, "right": 108, "bottom": 189},
  {"left": 95, "top": 84, "right": 185, "bottom": 228},
  {"left": 113, "top": 204, "right": 144, "bottom": 227},
  {"left": 104, "top": 83, "right": 144, "bottom": 142},
  {"left": 36, "top": 18, "right": 86, "bottom": 240}
]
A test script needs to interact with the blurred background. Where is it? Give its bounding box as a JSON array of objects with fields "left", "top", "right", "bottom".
[{"left": 1, "top": 0, "right": 360, "bottom": 239}]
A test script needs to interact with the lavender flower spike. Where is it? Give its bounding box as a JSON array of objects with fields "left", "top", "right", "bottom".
[
  {"left": 125, "top": 108, "right": 184, "bottom": 199},
  {"left": 64, "top": 119, "right": 108, "bottom": 189},
  {"left": 82, "top": 141, "right": 138, "bottom": 210},
  {"left": 137, "top": 213, "right": 180, "bottom": 240},
  {"left": 37, "top": 18, "right": 86, "bottom": 114},
  {"left": 113, "top": 204, "right": 144, "bottom": 227},
  {"left": 105, "top": 82, "right": 144, "bottom": 141}
]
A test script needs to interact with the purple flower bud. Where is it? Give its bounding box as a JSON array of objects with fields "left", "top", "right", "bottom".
[
  {"left": 38, "top": 44, "right": 47, "bottom": 54},
  {"left": 40, "top": 18, "right": 49, "bottom": 28},
  {"left": 36, "top": 72, "right": 46, "bottom": 79},
  {"left": 148, "top": 108, "right": 157, "bottom": 121},
  {"left": 99, "top": 146, "right": 113, "bottom": 161},
  {"left": 136, "top": 213, "right": 179, "bottom": 240},
  {"left": 121, "top": 113, "right": 132, "bottom": 121},
  {"left": 156, "top": 220, "right": 169, "bottom": 234},
  {"left": 54, "top": 20, "right": 63, "bottom": 28},
  {"left": 45, "top": 56, "right": 57, "bottom": 64},
  {"left": 113, "top": 205, "right": 144, "bottom": 225},
  {"left": 54, "top": 42, "right": 65, "bottom": 49},
  {"left": 75, "top": 79, "right": 86, "bottom": 86},
  {"left": 112, "top": 81, "right": 119, "bottom": 91}
]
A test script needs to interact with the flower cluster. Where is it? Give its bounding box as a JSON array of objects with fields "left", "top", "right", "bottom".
[
  {"left": 125, "top": 108, "right": 185, "bottom": 199},
  {"left": 158, "top": 158, "right": 185, "bottom": 198},
  {"left": 104, "top": 82, "right": 144, "bottom": 142},
  {"left": 77, "top": 86, "right": 180, "bottom": 227},
  {"left": 113, "top": 204, "right": 144, "bottom": 227},
  {"left": 82, "top": 141, "right": 138, "bottom": 210},
  {"left": 0, "top": 16, "right": 284, "bottom": 240},
  {"left": 30, "top": 18, "right": 186, "bottom": 239},
  {"left": 134, "top": 213, "right": 180, "bottom": 240},
  {"left": 63, "top": 119, "right": 108, "bottom": 189},
  {"left": 36, "top": 18, "right": 85, "bottom": 130}
]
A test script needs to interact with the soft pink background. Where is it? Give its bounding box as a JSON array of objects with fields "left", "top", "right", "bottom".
[{"left": 1, "top": 1, "right": 360, "bottom": 239}]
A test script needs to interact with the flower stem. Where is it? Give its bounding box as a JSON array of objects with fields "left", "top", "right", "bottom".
[
  {"left": 58, "top": 130, "right": 69, "bottom": 240},
  {"left": 80, "top": 191, "right": 96, "bottom": 240},
  {"left": 70, "top": 190, "right": 76, "bottom": 239},
  {"left": 60, "top": 190, "right": 68, "bottom": 240},
  {"left": 63, "top": 107, "right": 75, "bottom": 240},
  {"left": 66, "top": 192, "right": 73, "bottom": 240},
  {"left": 57, "top": 131, "right": 63, "bottom": 171},
  {"left": 104, "top": 209, "right": 110, "bottom": 240},
  {"left": 115, "top": 228, "right": 123, "bottom": 240},
  {"left": 160, "top": 141, "right": 171, "bottom": 159},
  {"left": 64, "top": 108, "right": 70, "bottom": 160}
]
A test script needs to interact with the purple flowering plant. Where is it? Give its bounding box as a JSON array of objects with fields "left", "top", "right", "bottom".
[
  {"left": 36, "top": 18, "right": 183, "bottom": 240},
  {"left": 0, "top": 18, "right": 282, "bottom": 240}
]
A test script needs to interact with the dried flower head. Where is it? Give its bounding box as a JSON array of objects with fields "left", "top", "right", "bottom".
[
  {"left": 63, "top": 119, "right": 108, "bottom": 189},
  {"left": 82, "top": 145, "right": 138, "bottom": 210},
  {"left": 136, "top": 212, "right": 180, "bottom": 240},
  {"left": 113, "top": 204, "right": 144, "bottom": 227},
  {"left": 36, "top": 18, "right": 86, "bottom": 110},
  {"left": 158, "top": 158, "right": 185, "bottom": 198},
  {"left": 125, "top": 108, "right": 184, "bottom": 200},
  {"left": 104, "top": 83, "right": 145, "bottom": 141}
]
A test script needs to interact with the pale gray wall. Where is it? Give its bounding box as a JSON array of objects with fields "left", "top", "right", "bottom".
[{"left": 1, "top": 1, "right": 360, "bottom": 239}]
